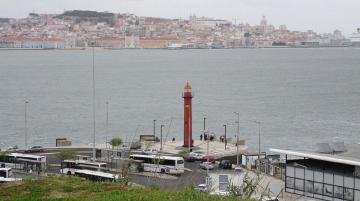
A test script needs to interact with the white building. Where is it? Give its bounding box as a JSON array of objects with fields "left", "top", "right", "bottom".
[{"left": 271, "top": 143, "right": 360, "bottom": 201}]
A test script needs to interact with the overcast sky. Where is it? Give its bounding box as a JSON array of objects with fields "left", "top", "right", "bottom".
[{"left": 1, "top": 0, "right": 359, "bottom": 36}]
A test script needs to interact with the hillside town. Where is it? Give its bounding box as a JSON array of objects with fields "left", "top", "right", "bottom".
[{"left": 0, "top": 10, "right": 358, "bottom": 49}]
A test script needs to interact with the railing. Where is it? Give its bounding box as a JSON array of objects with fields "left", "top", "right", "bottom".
[{"left": 257, "top": 160, "right": 285, "bottom": 181}]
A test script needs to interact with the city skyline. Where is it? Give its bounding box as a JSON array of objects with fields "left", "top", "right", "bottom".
[{"left": 1, "top": 0, "right": 359, "bottom": 36}]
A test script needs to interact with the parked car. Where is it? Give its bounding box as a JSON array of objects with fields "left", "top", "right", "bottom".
[
  {"left": 219, "top": 160, "right": 232, "bottom": 169},
  {"left": 142, "top": 148, "right": 158, "bottom": 155},
  {"left": 199, "top": 161, "right": 214, "bottom": 170},
  {"left": 189, "top": 152, "right": 205, "bottom": 160},
  {"left": 201, "top": 155, "right": 216, "bottom": 163},
  {"left": 25, "top": 146, "right": 44, "bottom": 153},
  {"left": 185, "top": 155, "right": 196, "bottom": 162},
  {"left": 234, "top": 165, "right": 243, "bottom": 172},
  {"left": 6, "top": 145, "right": 18, "bottom": 152},
  {"left": 195, "top": 184, "right": 207, "bottom": 192}
]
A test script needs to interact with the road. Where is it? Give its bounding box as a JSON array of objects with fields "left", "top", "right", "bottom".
[{"left": 131, "top": 161, "right": 207, "bottom": 189}]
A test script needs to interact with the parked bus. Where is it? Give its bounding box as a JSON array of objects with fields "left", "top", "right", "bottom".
[
  {"left": 0, "top": 153, "right": 46, "bottom": 173},
  {"left": 129, "top": 154, "right": 184, "bottom": 175},
  {"left": 74, "top": 169, "right": 119, "bottom": 182},
  {"left": 60, "top": 160, "right": 107, "bottom": 175},
  {"left": 0, "top": 168, "right": 22, "bottom": 182}
]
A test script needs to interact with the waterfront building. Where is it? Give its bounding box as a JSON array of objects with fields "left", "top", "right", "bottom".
[
  {"left": 350, "top": 28, "right": 360, "bottom": 47},
  {"left": 271, "top": 143, "right": 360, "bottom": 201},
  {"left": 94, "top": 37, "right": 125, "bottom": 48},
  {"left": 0, "top": 36, "right": 65, "bottom": 49},
  {"left": 139, "top": 36, "right": 181, "bottom": 48},
  {"left": 125, "top": 35, "right": 140, "bottom": 48}
]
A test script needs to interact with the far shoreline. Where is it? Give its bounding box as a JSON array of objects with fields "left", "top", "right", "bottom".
[{"left": 0, "top": 46, "right": 358, "bottom": 51}]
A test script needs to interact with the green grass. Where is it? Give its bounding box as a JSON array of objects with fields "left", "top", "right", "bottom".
[{"left": 0, "top": 176, "right": 253, "bottom": 201}]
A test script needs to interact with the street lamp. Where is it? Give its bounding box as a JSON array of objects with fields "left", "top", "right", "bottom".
[
  {"left": 24, "top": 101, "right": 29, "bottom": 149},
  {"left": 106, "top": 101, "right": 109, "bottom": 149},
  {"left": 223, "top": 124, "right": 227, "bottom": 150},
  {"left": 153, "top": 120, "right": 156, "bottom": 139},
  {"left": 234, "top": 112, "right": 240, "bottom": 166},
  {"left": 203, "top": 117, "right": 206, "bottom": 142},
  {"left": 160, "top": 125, "right": 164, "bottom": 152},
  {"left": 91, "top": 42, "right": 96, "bottom": 161},
  {"left": 251, "top": 120, "right": 261, "bottom": 156},
  {"left": 203, "top": 117, "right": 206, "bottom": 131}
]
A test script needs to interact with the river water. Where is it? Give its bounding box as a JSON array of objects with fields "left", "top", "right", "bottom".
[{"left": 0, "top": 48, "right": 360, "bottom": 151}]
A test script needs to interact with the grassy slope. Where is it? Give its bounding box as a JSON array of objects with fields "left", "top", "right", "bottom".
[{"left": 0, "top": 176, "right": 253, "bottom": 201}]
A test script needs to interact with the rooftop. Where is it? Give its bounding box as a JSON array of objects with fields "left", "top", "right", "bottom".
[{"left": 270, "top": 143, "right": 360, "bottom": 167}]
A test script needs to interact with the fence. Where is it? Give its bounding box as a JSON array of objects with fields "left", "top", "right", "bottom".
[{"left": 258, "top": 160, "right": 285, "bottom": 181}]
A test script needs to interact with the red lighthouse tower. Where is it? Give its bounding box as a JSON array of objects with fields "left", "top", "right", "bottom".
[{"left": 183, "top": 82, "right": 193, "bottom": 147}]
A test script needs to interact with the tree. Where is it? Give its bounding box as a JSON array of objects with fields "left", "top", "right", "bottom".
[
  {"left": 55, "top": 149, "right": 77, "bottom": 174},
  {"left": 121, "top": 159, "right": 133, "bottom": 185},
  {"left": 109, "top": 138, "right": 123, "bottom": 149}
]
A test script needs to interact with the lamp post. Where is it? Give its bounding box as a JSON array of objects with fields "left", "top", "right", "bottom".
[
  {"left": 160, "top": 124, "right": 164, "bottom": 152},
  {"left": 203, "top": 117, "right": 206, "bottom": 141},
  {"left": 91, "top": 43, "right": 96, "bottom": 161},
  {"left": 24, "top": 101, "right": 28, "bottom": 149},
  {"left": 153, "top": 120, "right": 156, "bottom": 139},
  {"left": 223, "top": 124, "right": 227, "bottom": 150},
  {"left": 252, "top": 120, "right": 261, "bottom": 155},
  {"left": 203, "top": 117, "right": 206, "bottom": 131},
  {"left": 106, "top": 101, "right": 109, "bottom": 149},
  {"left": 234, "top": 112, "right": 240, "bottom": 166}
]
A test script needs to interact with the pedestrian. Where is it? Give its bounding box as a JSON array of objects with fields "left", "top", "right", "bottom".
[
  {"left": 172, "top": 137, "right": 175, "bottom": 142},
  {"left": 200, "top": 134, "right": 203, "bottom": 141}
]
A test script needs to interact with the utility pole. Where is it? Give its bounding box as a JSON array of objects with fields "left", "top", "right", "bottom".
[
  {"left": 24, "top": 101, "right": 28, "bottom": 149},
  {"left": 254, "top": 121, "right": 261, "bottom": 155},
  {"left": 203, "top": 117, "right": 206, "bottom": 142},
  {"left": 206, "top": 137, "right": 209, "bottom": 175},
  {"left": 203, "top": 117, "right": 206, "bottom": 131},
  {"left": 153, "top": 120, "right": 156, "bottom": 139},
  {"left": 105, "top": 101, "right": 109, "bottom": 149},
  {"left": 92, "top": 44, "right": 96, "bottom": 161},
  {"left": 234, "top": 112, "right": 240, "bottom": 166},
  {"left": 160, "top": 124, "right": 164, "bottom": 152},
  {"left": 223, "top": 124, "right": 227, "bottom": 150}
]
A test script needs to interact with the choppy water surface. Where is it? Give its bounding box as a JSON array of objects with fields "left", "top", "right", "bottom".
[{"left": 1, "top": 48, "right": 360, "bottom": 151}]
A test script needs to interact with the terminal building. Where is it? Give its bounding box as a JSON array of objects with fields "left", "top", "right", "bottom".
[{"left": 271, "top": 143, "right": 360, "bottom": 201}]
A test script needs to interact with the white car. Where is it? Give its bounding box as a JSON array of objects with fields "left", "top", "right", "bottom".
[
  {"left": 234, "top": 165, "right": 243, "bottom": 172},
  {"left": 195, "top": 183, "right": 207, "bottom": 192},
  {"left": 189, "top": 152, "right": 205, "bottom": 160},
  {"left": 199, "top": 162, "right": 214, "bottom": 170},
  {"left": 142, "top": 148, "right": 158, "bottom": 155}
]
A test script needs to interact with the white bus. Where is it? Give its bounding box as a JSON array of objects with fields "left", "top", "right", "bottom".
[
  {"left": 0, "top": 153, "right": 46, "bottom": 172},
  {"left": 129, "top": 154, "right": 184, "bottom": 175},
  {"left": 74, "top": 169, "right": 119, "bottom": 182},
  {"left": 0, "top": 168, "right": 22, "bottom": 182},
  {"left": 60, "top": 160, "right": 107, "bottom": 175}
]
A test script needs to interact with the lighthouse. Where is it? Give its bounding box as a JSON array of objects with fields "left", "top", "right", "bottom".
[{"left": 183, "top": 82, "right": 193, "bottom": 147}]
